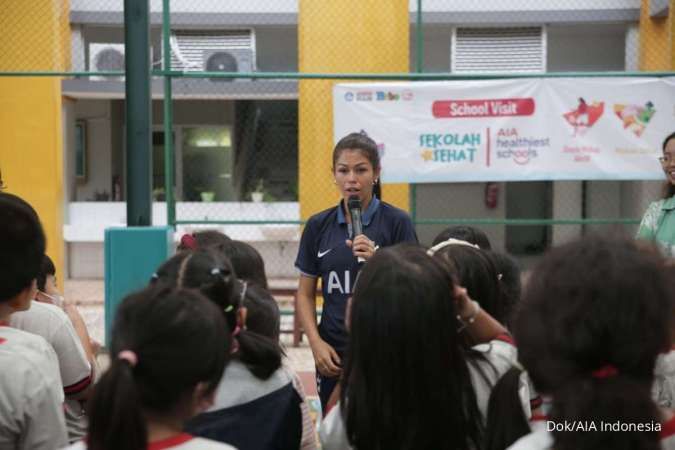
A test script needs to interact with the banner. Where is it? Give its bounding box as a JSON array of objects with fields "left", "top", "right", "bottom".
[{"left": 333, "top": 78, "right": 675, "bottom": 183}]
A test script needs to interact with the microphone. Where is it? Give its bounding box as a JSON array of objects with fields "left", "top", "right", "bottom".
[{"left": 348, "top": 195, "right": 365, "bottom": 263}]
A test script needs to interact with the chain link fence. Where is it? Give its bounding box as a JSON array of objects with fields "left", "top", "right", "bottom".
[{"left": 0, "top": 0, "right": 672, "bottom": 277}]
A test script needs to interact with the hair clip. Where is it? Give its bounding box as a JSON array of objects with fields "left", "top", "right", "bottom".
[
  {"left": 427, "top": 238, "right": 480, "bottom": 256},
  {"left": 150, "top": 273, "right": 159, "bottom": 280},
  {"left": 118, "top": 350, "right": 138, "bottom": 367},
  {"left": 180, "top": 233, "right": 198, "bottom": 250},
  {"left": 224, "top": 305, "right": 234, "bottom": 313},
  {"left": 210, "top": 268, "right": 221, "bottom": 276}
]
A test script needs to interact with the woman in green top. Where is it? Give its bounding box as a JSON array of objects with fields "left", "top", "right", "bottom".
[{"left": 637, "top": 131, "right": 675, "bottom": 256}]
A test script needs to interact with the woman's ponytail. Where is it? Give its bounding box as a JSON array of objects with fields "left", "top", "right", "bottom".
[
  {"left": 235, "top": 329, "right": 283, "bottom": 380},
  {"left": 88, "top": 360, "right": 145, "bottom": 450}
]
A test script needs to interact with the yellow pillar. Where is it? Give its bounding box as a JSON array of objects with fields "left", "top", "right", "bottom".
[
  {"left": 639, "top": 0, "right": 675, "bottom": 70},
  {"left": 0, "top": 0, "right": 70, "bottom": 280},
  {"left": 298, "top": 0, "right": 410, "bottom": 220}
]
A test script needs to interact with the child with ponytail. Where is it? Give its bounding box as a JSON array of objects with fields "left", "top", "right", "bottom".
[
  {"left": 508, "top": 236, "right": 675, "bottom": 450},
  {"left": 154, "top": 250, "right": 310, "bottom": 450},
  {"left": 69, "top": 285, "right": 234, "bottom": 450}
]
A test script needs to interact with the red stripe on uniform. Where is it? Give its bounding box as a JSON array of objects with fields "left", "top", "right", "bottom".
[
  {"left": 494, "top": 333, "right": 515, "bottom": 346},
  {"left": 661, "top": 415, "right": 675, "bottom": 439},
  {"left": 64, "top": 374, "right": 93, "bottom": 395},
  {"left": 148, "top": 433, "right": 194, "bottom": 450}
]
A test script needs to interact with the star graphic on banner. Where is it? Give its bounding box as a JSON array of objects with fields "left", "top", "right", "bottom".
[{"left": 421, "top": 149, "right": 434, "bottom": 161}]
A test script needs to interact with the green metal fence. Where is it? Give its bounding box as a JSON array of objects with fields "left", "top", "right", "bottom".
[{"left": 1, "top": 0, "right": 673, "bottom": 275}]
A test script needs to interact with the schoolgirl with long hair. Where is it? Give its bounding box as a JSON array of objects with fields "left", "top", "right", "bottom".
[
  {"left": 70, "top": 285, "right": 233, "bottom": 450},
  {"left": 320, "top": 244, "right": 526, "bottom": 450},
  {"left": 154, "top": 250, "right": 313, "bottom": 450},
  {"left": 508, "top": 236, "right": 675, "bottom": 450}
]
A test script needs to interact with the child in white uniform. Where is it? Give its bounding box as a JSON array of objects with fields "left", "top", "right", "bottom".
[{"left": 66, "top": 285, "right": 237, "bottom": 450}]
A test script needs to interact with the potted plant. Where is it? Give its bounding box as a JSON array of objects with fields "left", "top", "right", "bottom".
[
  {"left": 251, "top": 179, "right": 265, "bottom": 203},
  {"left": 200, "top": 191, "right": 215, "bottom": 202}
]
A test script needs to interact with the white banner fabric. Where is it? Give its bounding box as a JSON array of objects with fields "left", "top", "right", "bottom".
[{"left": 333, "top": 78, "right": 675, "bottom": 183}]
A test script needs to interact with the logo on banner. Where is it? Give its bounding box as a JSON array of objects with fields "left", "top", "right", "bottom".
[
  {"left": 375, "top": 91, "right": 401, "bottom": 101},
  {"left": 562, "top": 98, "right": 604, "bottom": 137},
  {"left": 613, "top": 101, "right": 655, "bottom": 137},
  {"left": 402, "top": 90, "right": 414, "bottom": 101},
  {"left": 432, "top": 98, "right": 535, "bottom": 119},
  {"left": 419, "top": 133, "right": 480, "bottom": 163},
  {"left": 495, "top": 128, "right": 550, "bottom": 165},
  {"left": 356, "top": 91, "right": 373, "bottom": 101},
  {"left": 344, "top": 92, "right": 354, "bottom": 102}
]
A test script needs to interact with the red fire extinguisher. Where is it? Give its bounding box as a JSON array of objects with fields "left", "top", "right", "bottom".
[{"left": 485, "top": 182, "right": 499, "bottom": 209}]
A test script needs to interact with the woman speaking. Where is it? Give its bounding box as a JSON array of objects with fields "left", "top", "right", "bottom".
[
  {"left": 637, "top": 131, "right": 675, "bottom": 257},
  {"left": 294, "top": 132, "right": 417, "bottom": 411}
]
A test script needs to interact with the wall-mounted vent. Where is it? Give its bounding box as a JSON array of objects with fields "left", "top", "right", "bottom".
[{"left": 452, "top": 27, "right": 546, "bottom": 74}]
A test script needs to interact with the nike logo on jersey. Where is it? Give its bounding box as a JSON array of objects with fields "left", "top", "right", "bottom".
[{"left": 318, "top": 249, "right": 333, "bottom": 258}]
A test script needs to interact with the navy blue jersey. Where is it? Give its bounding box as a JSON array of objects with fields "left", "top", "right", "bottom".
[{"left": 295, "top": 197, "right": 418, "bottom": 352}]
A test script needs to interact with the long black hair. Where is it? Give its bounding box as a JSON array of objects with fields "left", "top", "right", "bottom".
[
  {"left": 218, "top": 240, "right": 269, "bottom": 289},
  {"left": 88, "top": 285, "right": 229, "bottom": 450},
  {"left": 333, "top": 131, "right": 382, "bottom": 199},
  {"left": 514, "top": 235, "right": 672, "bottom": 450},
  {"left": 341, "top": 243, "right": 484, "bottom": 450},
  {"left": 429, "top": 243, "right": 505, "bottom": 324},
  {"left": 154, "top": 250, "right": 283, "bottom": 380}
]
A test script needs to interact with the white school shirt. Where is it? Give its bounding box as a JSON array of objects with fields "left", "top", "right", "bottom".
[
  {"left": 320, "top": 335, "right": 532, "bottom": 450},
  {"left": 0, "top": 325, "right": 68, "bottom": 449},
  {"left": 10, "top": 301, "right": 93, "bottom": 442},
  {"left": 66, "top": 433, "right": 238, "bottom": 450}
]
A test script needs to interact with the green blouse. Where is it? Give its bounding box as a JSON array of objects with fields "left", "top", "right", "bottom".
[{"left": 636, "top": 195, "right": 675, "bottom": 257}]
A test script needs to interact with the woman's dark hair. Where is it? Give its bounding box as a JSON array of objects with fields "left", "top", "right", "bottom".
[
  {"left": 0, "top": 193, "right": 45, "bottom": 302},
  {"left": 177, "top": 230, "right": 232, "bottom": 253},
  {"left": 242, "top": 284, "right": 280, "bottom": 341},
  {"left": 662, "top": 131, "right": 675, "bottom": 198},
  {"left": 488, "top": 251, "right": 521, "bottom": 328},
  {"left": 218, "top": 240, "right": 269, "bottom": 289},
  {"left": 431, "top": 244, "right": 505, "bottom": 324},
  {"left": 341, "top": 243, "right": 484, "bottom": 450},
  {"left": 485, "top": 367, "right": 531, "bottom": 450},
  {"left": 88, "top": 285, "right": 229, "bottom": 450},
  {"left": 514, "top": 235, "right": 672, "bottom": 450},
  {"left": 333, "top": 131, "right": 382, "bottom": 199},
  {"left": 154, "top": 250, "right": 282, "bottom": 380},
  {"left": 36, "top": 254, "right": 56, "bottom": 292},
  {"left": 432, "top": 226, "right": 492, "bottom": 250}
]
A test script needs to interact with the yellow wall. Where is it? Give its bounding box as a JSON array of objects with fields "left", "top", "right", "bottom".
[
  {"left": 298, "top": 0, "right": 410, "bottom": 220},
  {"left": 0, "top": 0, "right": 70, "bottom": 280},
  {"left": 639, "top": 0, "right": 675, "bottom": 70}
]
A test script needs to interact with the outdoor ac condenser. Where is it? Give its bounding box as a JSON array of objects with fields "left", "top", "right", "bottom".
[
  {"left": 169, "top": 29, "right": 256, "bottom": 82},
  {"left": 88, "top": 43, "right": 125, "bottom": 81},
  {"left": 88, "top": 43, "right": 155, "bottom": 81}
]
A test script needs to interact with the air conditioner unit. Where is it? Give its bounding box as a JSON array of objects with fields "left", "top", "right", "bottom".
[
  {"left": 170, "top": 29, "right": 256, "bottom": 82},
  {"left": 89, "top": 43, "right": 125, "bottom": 80},
  {"left": 88, "top": 43, "right": 155, "bottom": 81}
]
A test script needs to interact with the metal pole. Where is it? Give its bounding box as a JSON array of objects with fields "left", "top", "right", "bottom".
[
  {"left": 162, "top": 0, "right": 175, "bottom": 227},
  {"left": 410, "top": 0, "right": 423, "bottom": 223},
  {"left": 124, "top": 0, "right": 152, "bottom": 226}
]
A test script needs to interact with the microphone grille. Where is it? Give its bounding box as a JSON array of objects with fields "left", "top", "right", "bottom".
[{"left": 347, "top": 195, "right": 362, "bottom": 210}]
